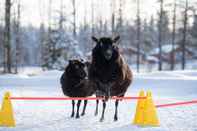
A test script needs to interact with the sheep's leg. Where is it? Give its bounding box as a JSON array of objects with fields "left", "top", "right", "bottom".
[
  {"left": 81, "top": 100, "right": 87, "bottom": 116},
  {"left": 114, "top": 100, "right": 119, "bottom": 121},
  {"left": 95, "top": 99, "right": 99, "bottom": 116},
  {"left": 100, "top": 100, "right": 106, "bottom": 122},
  {"left": 71, "top": 100, "right": 75, "bottom": 118},
  {"left": 76, "top": 100, "right": 81, "bottom": 118}
]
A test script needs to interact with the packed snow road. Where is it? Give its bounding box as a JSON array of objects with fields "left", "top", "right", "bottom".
[{"left": 0, "top": 69, "right": 197, "bottom": 131}]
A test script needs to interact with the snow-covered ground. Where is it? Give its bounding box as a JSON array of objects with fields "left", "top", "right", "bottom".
[{"left": 0, "top": 68, "right": 197, "bottom": 131}]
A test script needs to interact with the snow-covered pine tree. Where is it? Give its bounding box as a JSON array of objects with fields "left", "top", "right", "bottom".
[
  {"left": 41, "top": 2, "right": 83, "bottom": 70},
  {"left": 41, "top": 27, "right": 68, "bottom": 70}
]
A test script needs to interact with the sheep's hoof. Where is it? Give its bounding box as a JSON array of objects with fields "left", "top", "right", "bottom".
[
  {"left": 71, "top": 113, "right": 74, "bottom": 118},
  {"left": 76, "top": 114, "right": 80, "bottom": 119},
  {"left": 81, "top": 112, "right": 85, "bottom": 116},
  {"left": 114, "top": 116, "right": 118, "bottom": 121},
  {"left": 99, "top": 117, "right": 104, "bottom": 122},
  {"left": 94, "top": 111, "right": 98, "bottom": 116}
]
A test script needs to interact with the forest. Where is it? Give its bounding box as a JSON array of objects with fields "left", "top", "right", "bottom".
[{"left": 0, "top": 0, "right": 197, "bottom": 73}]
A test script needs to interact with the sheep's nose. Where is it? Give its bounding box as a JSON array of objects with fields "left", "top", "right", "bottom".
[
  {"left": 106, "top": 49, "right": 112, "bottom": 55},
  {"left": 107, "top": 49, "right": 112, "bottom": 54}
]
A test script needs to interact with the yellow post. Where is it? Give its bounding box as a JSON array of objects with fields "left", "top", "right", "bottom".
[
  {"left": 133, "top": 91, "right": 159, "bottom": 126},
  {"left": 0, "top": 92, "right": 15, "bottom": 127}
]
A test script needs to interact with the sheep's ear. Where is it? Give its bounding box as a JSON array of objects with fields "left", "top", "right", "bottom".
[
  {"left": 80, "top": 59, "right": 84, "bottom": 62},
  {"left": 113, "top": 36, "right": 120, "bottom": 43},
  {"left": 92, "top": 36, "right": 99, "bottom": 43}
]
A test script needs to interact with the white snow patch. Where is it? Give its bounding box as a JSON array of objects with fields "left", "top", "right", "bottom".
[{"left": 0, "top": 69, "right": 197, "bottom": 131}]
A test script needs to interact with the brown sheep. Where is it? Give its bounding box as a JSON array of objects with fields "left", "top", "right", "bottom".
[
  {"left": 89, "top": 36, "right": 133, "bottom": 121},
  {"left": 60, "top": 59, "right": 96, "bottom": 118}
]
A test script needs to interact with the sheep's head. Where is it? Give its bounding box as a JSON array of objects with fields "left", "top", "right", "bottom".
[
  {"left": 66, "top": 59, "right": 86, "bottom": 79},
  {"left": 92, "top": 36, "right": 120, "bottom": 61}
]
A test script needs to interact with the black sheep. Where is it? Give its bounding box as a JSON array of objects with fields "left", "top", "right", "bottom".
[
  {"left": 89, "top": 36, "right": 133, "bottom": 121},
  {"left": 60, "top": 59, "right": 96, "bottom": 118}
]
